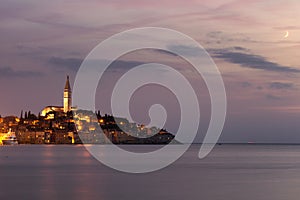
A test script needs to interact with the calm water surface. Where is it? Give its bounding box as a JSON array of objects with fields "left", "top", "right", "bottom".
[{"left": 1, "top": 145, "right": 300, "bottom": 200}]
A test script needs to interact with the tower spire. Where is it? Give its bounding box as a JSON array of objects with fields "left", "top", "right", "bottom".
[
  {"left": 65, "top": 75, "right": 71, "bottom": 91},
  {"left": 63, "top": 75, "right": 72, "bottom": 113}
]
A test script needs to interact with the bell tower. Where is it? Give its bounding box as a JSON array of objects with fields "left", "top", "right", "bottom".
[{"left": 63, "top": 75, "right": 72, "bottom": 113}]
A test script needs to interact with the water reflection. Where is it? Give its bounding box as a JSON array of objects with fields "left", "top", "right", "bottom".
[{"left": 1, "top": 145, "right": 300, "bottom": 200}]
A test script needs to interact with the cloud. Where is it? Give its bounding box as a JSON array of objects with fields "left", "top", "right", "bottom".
[
  {"left": 269, "top": 82, "right": 294, "bottom": 90},
  {"left": 240, "top": 81, "right": 252, "bottom": 88},
  {"left": 48, "top": 56, "right": 149, "bottom": 73},
  {"left": 206, "top": 31, "right": 258, "bottom": 44},
  {"left": 48, "top": 57, "right": 83, "bottom": 71},
  {"left": 273, "top": 26, "right": 300, "bottom": 30},
  {"left": 0, "top": 67, "right": 43, "bottom": 78},
  {"left": 232, "top": 46, "right": 249, "bottom": 52},
  {"left": 48, "top": 47, "right": 300, "bottom": 76},
  {"left": 210, "top": 48, "right": 300, "bottom": 73},
  {"left": 166, "top": 44, "right": 204, "bottom": 57},
  {"left": 206, "top": 31, "right": 223, "bottom": 39},
  {"left": 151, "top": 49, "right": 178, "bottom": 57},
  {"left": 265, "top": 94, "right": 282, "bottom": 101},
  {"left": 108, "top": 60, "right": 147, "bottom": 72}
]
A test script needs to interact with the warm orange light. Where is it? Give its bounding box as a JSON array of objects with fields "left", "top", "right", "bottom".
[{"left": 89, "top": 126, "right": 96, "bottom": 131}]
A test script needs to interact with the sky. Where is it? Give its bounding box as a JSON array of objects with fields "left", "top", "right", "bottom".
[{"left": 1, "top": 0, "right": 300, "bottom": 143}]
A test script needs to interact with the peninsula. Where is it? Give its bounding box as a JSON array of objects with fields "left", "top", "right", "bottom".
[{"left": 0, "top": 76, "right": 175, "bottom": 145}]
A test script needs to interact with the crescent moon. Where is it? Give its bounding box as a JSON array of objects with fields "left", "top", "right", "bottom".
[{"left": 284, "top": 31, "right": 289, "bottom": 38}]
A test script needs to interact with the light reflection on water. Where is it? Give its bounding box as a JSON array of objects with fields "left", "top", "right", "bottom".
[{"left": 1, "top": 145, "right": 300, "bottom": 200}]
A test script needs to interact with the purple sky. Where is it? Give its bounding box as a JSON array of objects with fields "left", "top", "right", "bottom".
[{"left": 1, "top": 0, "right": 300, "bottom": 143}]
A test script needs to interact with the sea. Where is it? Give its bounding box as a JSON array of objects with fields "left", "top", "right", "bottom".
[{"left": 1, "top": 144, "right": 300, "bottom": 200}]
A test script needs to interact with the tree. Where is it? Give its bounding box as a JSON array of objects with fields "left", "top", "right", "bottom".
[{"left": 20, "top": 110, "right": 23, "bottom": 119}]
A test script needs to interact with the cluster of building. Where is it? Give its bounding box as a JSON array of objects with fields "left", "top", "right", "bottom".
[{"left": 0, "top": 76, "right": 175, "bottom": 145}]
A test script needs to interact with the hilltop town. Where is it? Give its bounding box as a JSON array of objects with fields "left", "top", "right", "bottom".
[{"left": 0, "top": 76, "right": 175, "bottom": 145}]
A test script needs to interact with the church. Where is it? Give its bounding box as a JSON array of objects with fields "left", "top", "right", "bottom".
[{"left": 40, "top": 76, "right": 73, "bottom": 117}]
